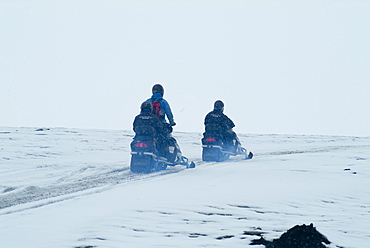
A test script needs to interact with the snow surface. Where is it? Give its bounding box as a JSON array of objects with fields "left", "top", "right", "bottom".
[{"left": 0, "top": 127, "right": 369, "bottom": 248}]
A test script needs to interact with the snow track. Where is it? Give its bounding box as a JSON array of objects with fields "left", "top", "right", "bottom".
[
  {"left": 0, "top": 127, "right": 184, "bottom": 213},
  {"left": 0, "top": 167, "right": 187, "bottom": 215},
  {"left": 258, "top": 144, "right": 369, "bottom": 157}
]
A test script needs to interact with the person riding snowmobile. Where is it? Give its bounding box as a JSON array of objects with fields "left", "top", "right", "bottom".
[
  {"left": 204, "top": 100, "right": 242, "bottom": 153},
  {"left": 146, "top": 84, "right": 176, "bottom": 128},
  {"left": 145, "top": 84, "right": 184, "bottom": 163},
  {"left": 133, "top": 101, "right": 167, "bottom": 157}
]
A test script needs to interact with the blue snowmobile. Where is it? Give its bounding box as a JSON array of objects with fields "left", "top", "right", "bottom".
[
  {"left": 130, "top": 129, "right": 194, "bottom": 173},
  {"left": 201, "top": 126, "right": 253, "bottom": 162}
]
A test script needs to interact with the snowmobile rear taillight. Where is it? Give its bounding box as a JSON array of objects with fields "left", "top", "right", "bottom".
[
  {"left": 205, "top": 138, "right": 216, "bottom": 142},
  {"left": 135, "top": 142, "right": 149, "bottom": 148}
]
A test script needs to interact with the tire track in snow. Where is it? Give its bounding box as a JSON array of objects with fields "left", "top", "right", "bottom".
[
  {"left": 0, "top": 166, "right": 187, "bottom": 215},
  {"left": 255, "top": 144, "right": 369, "bottom": 157}
]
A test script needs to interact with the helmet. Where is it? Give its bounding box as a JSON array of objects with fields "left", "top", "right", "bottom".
[
  {"left": 214, "top": 100, "right": 224, "bottom": 112},
  {"left": 140, "top": 101, "right": 152, "bottom": 112},
  {"left": 152, "top": 84, "right": 164, "bottom": 96}
]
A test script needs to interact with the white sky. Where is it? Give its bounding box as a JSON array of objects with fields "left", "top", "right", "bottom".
[{"left": 1, "top": 0, "right": 369, "bottom": 136}]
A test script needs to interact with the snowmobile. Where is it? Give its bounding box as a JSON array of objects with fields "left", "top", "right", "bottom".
[
  {"left": 130, "top": 126, "right": 195, "bottom": 173},
  {"left": 201, "top": 128, "right": 253, "bottom": 162}
]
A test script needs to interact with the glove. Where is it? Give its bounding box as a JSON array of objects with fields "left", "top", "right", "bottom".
[
  {"left": 170, "top": 122, "right": 176, "bottom": 127},
  {"left": 166, "top": 124, "right": 173, "bottom": 133}
]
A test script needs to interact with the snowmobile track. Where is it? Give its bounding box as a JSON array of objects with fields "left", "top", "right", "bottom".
[{"left": 0, "top": 165, "right": 188, "bottom": 215}]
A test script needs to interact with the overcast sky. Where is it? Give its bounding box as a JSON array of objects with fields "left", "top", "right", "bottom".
[{"left": 1, "top": 0, "right": 369, "bottom": 136}]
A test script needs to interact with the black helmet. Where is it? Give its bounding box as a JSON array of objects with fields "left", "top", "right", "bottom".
[
  {"left": 152, "top": 84, "right": 164, "bottom": 96},
  {"left": 214, "top": 100, "right": 224, "bottom": 112},
  {"left": 140, "top": 101, "right": 152, "bottom": 112}
]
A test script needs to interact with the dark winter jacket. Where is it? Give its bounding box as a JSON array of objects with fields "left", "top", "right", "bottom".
[
  {"left": 204, "top": 109, "right": 235, "bottom": 132},
  {"left": 133, "top": 111, "right": 164, "bottom": 137},
  {"left": 146, "top": 93, "right": 175, "bottom": 125}
]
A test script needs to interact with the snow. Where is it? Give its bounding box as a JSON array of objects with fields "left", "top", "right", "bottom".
[{"left": 1, "top": 127, "right": 369, "bottom": 248}]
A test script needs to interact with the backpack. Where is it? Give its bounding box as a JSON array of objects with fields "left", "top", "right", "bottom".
[{"left": 151, "top": 99, "right": 164, "bottom": 118}]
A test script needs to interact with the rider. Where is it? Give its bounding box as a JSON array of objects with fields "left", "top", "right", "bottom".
[
  {"left": 133, "top": 101, "right": 167, "bottom": 156},
  {"left": 146, "top": 84, "right": 176, "bottom": 128},
  {"left": 146, "top": 84, "right": 181, "bottom": 163},
  {"left": 204, "top": 100, "right": 241, "bottom": 153}
]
